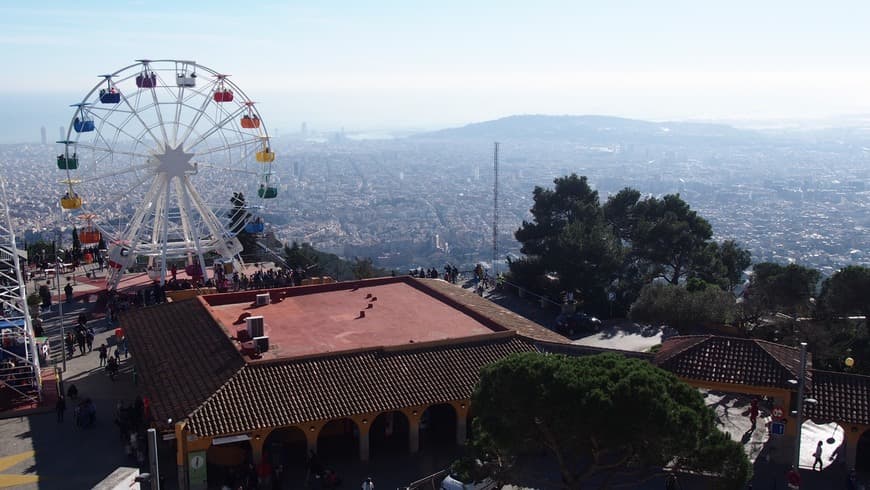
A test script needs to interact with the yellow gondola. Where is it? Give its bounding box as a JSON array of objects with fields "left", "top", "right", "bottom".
[
  {"left": 61, "top": 194, "right": 82, "bottom": 210},
  {"left": 256, "top": 148, "right": 275, "bottom": 163}
]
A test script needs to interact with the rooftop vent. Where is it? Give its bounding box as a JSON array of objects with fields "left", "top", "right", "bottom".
[
  {"left": 255, "top": 293, "right": 270, "bottom": 306},
  {"left": 246, "top": 316, "right": 264, "bottom": 338},
  {"left": 254, "top": 336, "right": 269, "bottom": 353}
]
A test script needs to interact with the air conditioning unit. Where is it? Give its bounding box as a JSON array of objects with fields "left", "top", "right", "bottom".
[
  {"left": 255, "top": 293, "right": 270, "bottom": 306},
  {"left": 246, "top": 316, "right": 264, "bottom": 338},
  {"left": 254, "top": 336, "right": 269, "bottom": 353}
]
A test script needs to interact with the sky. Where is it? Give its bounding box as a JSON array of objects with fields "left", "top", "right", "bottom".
[{"left": 2, "top": 1, "right": 870, "bottom": 142}]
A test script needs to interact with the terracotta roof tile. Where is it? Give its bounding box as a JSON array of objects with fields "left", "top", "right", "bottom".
[
  {"left": 654, "top": 336, "right": 810, "bottom": 390},
  {"left": 414, "top": 279, "right": 570, "bottom": 344},
  {"left": 186, "top": 335, "right": 537, "bottom": 437},
  {"left": 806, "top": 369, "right": 870, "bottom": 426},
  {"left": 122, "top": 299, "right": 245, "bottom": 427}
]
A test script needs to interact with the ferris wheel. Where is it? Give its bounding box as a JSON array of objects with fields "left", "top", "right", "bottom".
[{"left": 56, "top": 59, "right": 278, "bottom": 290}]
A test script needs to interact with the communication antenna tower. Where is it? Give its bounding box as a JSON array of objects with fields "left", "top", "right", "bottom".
[{"left": 492, "top": 142, "right": 499, "bottom": 276}]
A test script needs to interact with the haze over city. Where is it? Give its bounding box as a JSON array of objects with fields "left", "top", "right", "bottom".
[{"left": 3, "top": 1, "right": 870, "bottom": 142}]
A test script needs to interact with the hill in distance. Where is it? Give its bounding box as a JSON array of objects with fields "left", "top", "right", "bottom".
[{"left": 411, "top": 114, "right": 764, "bottom": 145}]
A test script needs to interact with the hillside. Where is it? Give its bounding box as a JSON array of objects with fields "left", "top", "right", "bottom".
[{"left": 411, "top": 114, "right": 764, "bottom": 145}]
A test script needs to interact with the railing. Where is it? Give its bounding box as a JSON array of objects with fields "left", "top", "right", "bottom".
[{"left": 399, "top": 469, "right": 448, "bottom": 490}]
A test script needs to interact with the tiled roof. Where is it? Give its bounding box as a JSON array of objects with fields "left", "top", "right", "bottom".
[
  {"left": 186, "top": 335, "right": 538, "bottom": 437},
  {"left": 654, "top": 335, "right": 811, "bottom": 390},
  {"left": 122, "top": 299, "right": 245, "bottom": 428},
  {"left": 806, "top": 370, "right": 870, "bottom": 426},
  {"left": 415, "top": 279, "right": 570, "bottom": 343}
]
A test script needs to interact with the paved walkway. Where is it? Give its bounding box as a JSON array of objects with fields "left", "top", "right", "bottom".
[{"left": 0, "top": 292, "right": 141, "bottom": 489}]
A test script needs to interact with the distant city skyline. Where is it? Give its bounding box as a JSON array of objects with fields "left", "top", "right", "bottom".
[{"left": 2, "top": 1, "right": 870, "bottom": 143}]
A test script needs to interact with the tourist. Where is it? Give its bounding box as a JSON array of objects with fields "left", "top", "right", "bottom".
[
  {"left": 749, "top": 398, "right": 759, "bottom": 429},
  {"left": 812, "top": 440, "right": 824, "bottom": 471},
  {"left": 64, "top": 281, "right": 73, "bottom": 302},
  {"left": 55, "top": 395, "right": 66, "bottom": 423},
  {"left": 98, "top": 343, "right": 108, "bottom": 367}
]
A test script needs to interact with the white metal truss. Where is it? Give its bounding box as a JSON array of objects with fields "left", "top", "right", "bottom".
[{"left": 0, "top": 177, "right": 42, "bottom": 404}]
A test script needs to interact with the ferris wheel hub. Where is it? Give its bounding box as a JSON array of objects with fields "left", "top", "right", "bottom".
[{"left": 154, "top": 144, "right": 196, "bottom": 178}]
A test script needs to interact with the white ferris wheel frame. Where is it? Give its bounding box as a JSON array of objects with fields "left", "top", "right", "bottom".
[{"left": 57, "top": 59, "right": 276, "bottom": 290}]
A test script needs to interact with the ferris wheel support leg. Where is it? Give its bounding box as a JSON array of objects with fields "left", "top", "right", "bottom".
[
  {"left": 177, "top": 179, "right": 208, "bottom": 285},
  {"left": 106, "top": 175, "right": 164, "bottom": 290},
  {"left": 159, "top": 180, "right": 172, "bottom": 287}
]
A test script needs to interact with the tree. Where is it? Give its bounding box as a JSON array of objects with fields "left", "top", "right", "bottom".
[
  {"left": 512, "top": 174, "right": 622, "bottom": 314},
  {"left": 716, "top": 240, "right": 752, "bottom": 292},
  {"left": 472, "top": 352, "right": 751, "bottom": 489},
  {"left": 820, "top": 266, "right": 870, "bottom": 324},
  {"left": 748, "top": 262, "right": 820, "bottom": 317},
  {"left": 227, "top": 192, "right": 258, "bottom": 258},
  {"left": 630, "top": 194, "right": 713, "bottom": 285},
  {"left": 351, "top": 257, "right": 378, "bottom": 280},
  {"left": 629, "top": 282, "right": 738, "bottom": 334}
]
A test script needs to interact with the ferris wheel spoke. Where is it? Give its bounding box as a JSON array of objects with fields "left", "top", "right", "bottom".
[
  {"left": 196, "top": 163, "right": 259, "bottom": 176},
  {"left": 183, "top": 106, "right": 249, "bottom": 151},
  {"left": 75, "top": 143, "right": 152, "bottom": 161},
  {"left": 148, "top": 84, "right": 171, "bottom": 148},
  {"left": 118, "top": 88, "right": 163, "bottom": 149},
  {"left": 193, "top": 135, "right": 262, "bottom": 157},
  {"left": 177, "top": 78, "right": 221, "bottom": 147},
  {"left": 76, "top": 161, "right": 153, "bottom": 185}
]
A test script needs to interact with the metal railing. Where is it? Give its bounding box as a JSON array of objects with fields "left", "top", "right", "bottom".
[{"left": 399, "top": 469, "right": 448, "bottom": 490}]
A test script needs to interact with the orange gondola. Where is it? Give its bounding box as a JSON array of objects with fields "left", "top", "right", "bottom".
[{"left": 241, "top": 115, "right": 261, "bottom": 129}]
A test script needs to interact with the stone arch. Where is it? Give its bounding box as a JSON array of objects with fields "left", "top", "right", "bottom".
[
  {"left": 206, "top": 439, "right": 252, "bottom": 489},
  {"left": 263, "top": 426, "right": 308, "bottom": 470},
  {"left": 420, "top": 402, "right": 457, "bottom": 449},
  {"left": 369, "top": 410, "right": 411, "bottom": 458},
  {"left": 317, "top": 418, "right": 360, "bottom": 462}
]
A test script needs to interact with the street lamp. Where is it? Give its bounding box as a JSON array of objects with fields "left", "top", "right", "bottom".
[
  {"left": 55, "top": 252, "right": 66, "bottom": 372},
  {"left": 787, "top": 342, "right": 818, "bottom": 470}
]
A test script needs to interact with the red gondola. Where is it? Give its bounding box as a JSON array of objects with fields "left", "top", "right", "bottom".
[
  {"left": 241, "top": 115, "right": 261, "bottom": 129},
  {"left": 214, "top": 89, "right": 234, "bottom": 102}
]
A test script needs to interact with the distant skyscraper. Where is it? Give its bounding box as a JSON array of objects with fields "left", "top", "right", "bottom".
[
  {"left": 301, "top": 122, "right": 307, "bottom": 135},
  {"left": 40, "top": 126, "right": 46, "bottom": 145},
  {"left": 58, "top": 126, "right": 64, "bottom": 141}
]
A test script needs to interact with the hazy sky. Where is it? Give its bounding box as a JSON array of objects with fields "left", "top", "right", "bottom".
[{"left": 3, "top": 1, "right": 870, "bottom": 142}]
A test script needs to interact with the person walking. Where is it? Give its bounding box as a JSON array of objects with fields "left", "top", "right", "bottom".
[
  {"left": 749, "top": 398, "right": 759, "bottom": 429},
  {"left": 812, "top": 440, "right": 824, "bottom": 471},
  {"left": 64, "top": 281, "right": 74, "bottom": 303},
  {"left": 98, "top": 344, "right": 108, "bottom": 367},
  {"left": 56, "top": 395, "right": 66, "bottom": 422}
]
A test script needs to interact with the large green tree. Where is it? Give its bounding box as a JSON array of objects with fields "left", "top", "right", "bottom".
[
  {"left": 629, "top": 282, "right": 738, "bottom": 334},
  {"left": 472, "top": 352, "right": 751, "bottom": 489},
  {"left": 747, "top": 262, "right": 820, "bottom": 317},
  {"left": 513, "top": 174, "right": 622, "bottom": 313},
  {"left": 820, "top": 266, "right": 870, "bottom": 324},
  {"left": 629, "top": 194, "right": 713, "bottom": 285}
]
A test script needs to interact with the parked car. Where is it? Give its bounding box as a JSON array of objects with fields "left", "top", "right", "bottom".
[{"left": 554, "top": 312, "right": 603, "bottom": 337}]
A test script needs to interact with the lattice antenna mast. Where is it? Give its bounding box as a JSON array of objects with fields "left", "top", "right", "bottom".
[
  {"left": 492, "top": 142, "right": 499, "bottom": 276},
  {"left": 0, "top": 177, "right": 42, "bottom": 402}
]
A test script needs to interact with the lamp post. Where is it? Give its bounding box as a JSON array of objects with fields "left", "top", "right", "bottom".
[{"left": 55, "top": 254, "right": 66, "bottom": 372}]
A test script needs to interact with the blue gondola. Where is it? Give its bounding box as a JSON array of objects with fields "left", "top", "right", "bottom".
[
  {"left": 74, "top": 117, "right": 95, "bottom": 133},
  {"left": 245, "top": 218, "right": 265, "bottom": 234},
  {"left": 100, "top": 90, "right": 120, "bottom": 104}
]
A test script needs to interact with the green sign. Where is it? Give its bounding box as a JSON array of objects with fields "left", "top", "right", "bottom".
[{"left": 188, "top": 450, "right": 207, "bottom": 490}]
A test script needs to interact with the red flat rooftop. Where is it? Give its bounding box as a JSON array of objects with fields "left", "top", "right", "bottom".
[{"left": 201, "top": 276, "right": 505, "bottom": 360}]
